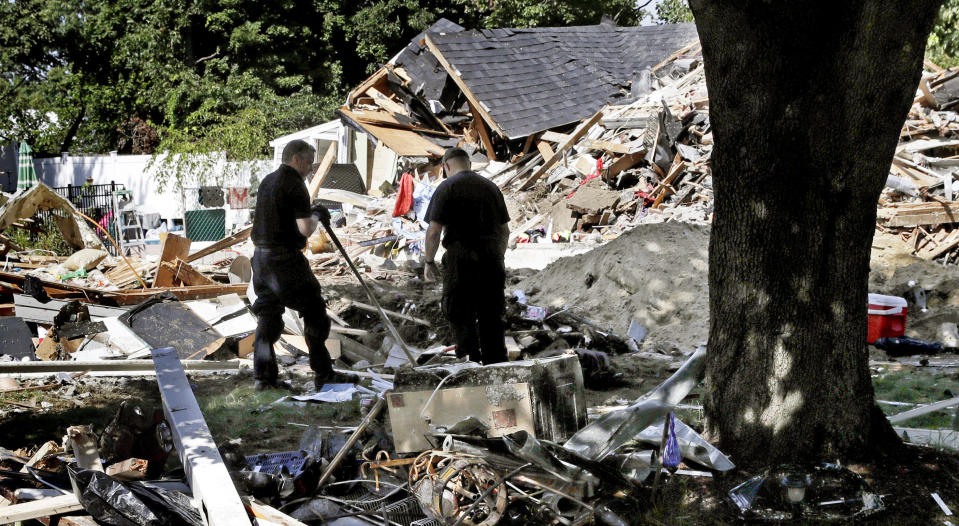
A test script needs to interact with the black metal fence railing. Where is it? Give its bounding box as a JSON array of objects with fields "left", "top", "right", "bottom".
[{"left": 34, "top": 182, "right": 128, "bottom": 255}]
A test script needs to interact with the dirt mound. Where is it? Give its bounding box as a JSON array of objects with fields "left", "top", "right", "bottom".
[{"left": 518, "top": 222, "right": 710, "bottom": 353}]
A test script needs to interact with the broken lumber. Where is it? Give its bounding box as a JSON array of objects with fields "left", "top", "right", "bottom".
[
  {"left": 106, "top": 458, "right": 148, "bottom": 481},
  {"left": 469, "top": 102, "right": 499, "bottom": 162},
  {"left": 245, "top": 498, "right": 309, "bottom": 526},
  {"left": 540, "top": 130, "right": 630, "bottom": 154},
  {"left": 307, "top": 142, "right": 339, "bottom": 201},
  {"left": 151, "top": 347, "right": 252, "bottom": 526},
  {"left": 172, "top": 258, "right": 217, "bottom": 286},
  {"left": 519, "top": 110, "right": 604, "bottom": 190},
  {"left": 0, "top": 494, "right": 83, "bottom": 523},
  {"left": 152, "top": 233, "right": 192, "bottom": 287},
  {"left": 878, "top": 201, "right": 959, "bottom": 228},
  {"left": 185, "top": 226, "right": 252, "bottom": 263}
]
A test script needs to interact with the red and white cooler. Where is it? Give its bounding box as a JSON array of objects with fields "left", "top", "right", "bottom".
[{"left": 867, "top": 293, "right": 908, "bottom": 343}]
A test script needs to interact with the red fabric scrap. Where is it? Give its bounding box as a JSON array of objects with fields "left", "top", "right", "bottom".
[{"left": 392, "top": 172, "right": 414, "bottom": 217}]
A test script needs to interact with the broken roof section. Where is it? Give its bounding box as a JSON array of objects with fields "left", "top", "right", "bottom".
[
  {"left": 0, "top": 183, "right": 107, "bottom": 252},
  {"left": 426, "top": 22, "right": 698, "bottom": 139}
]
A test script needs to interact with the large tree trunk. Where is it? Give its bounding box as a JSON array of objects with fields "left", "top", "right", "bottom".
[{"left": 689, "top": 0, "right": 943, "bottom": 464}]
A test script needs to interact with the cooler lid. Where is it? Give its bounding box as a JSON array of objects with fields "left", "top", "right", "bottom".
[{"left": 868, "top": 293, "right": 908, "bottom": 308}]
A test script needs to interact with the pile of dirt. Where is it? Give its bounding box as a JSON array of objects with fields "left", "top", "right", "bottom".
[{"left": 518, "top": 222, "right": 711, "bottom": 353}]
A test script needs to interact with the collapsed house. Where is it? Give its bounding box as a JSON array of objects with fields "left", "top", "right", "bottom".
[{"left": 0, "top": 17, "right": 955, "bottom": 526}]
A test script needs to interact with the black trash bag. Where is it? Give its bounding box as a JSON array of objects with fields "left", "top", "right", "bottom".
[
  {"left": 874, "top": 336, "right": 943, "bottom": 357},
  {"left": 128, "top": 481, "right": 203, "bottom": 526},
  {"left": 68, "top": 465, "right": 202, "bottom": 526}
]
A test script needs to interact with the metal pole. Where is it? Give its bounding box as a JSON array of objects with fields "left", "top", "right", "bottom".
[
  {"left": 314, "top": 395, "right": 387, "bottom": 490},
  {"left": 322, "top": 224, "right": 419, "bottom": 365}
]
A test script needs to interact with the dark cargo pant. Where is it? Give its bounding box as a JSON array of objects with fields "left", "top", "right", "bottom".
[
  {"left": 442, "top": 243, "right": 508, "bottom": 365},
  {"left": 251, "top": 247, "right": 333, "bottom": 382}
]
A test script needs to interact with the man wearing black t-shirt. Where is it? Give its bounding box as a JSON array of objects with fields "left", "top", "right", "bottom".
[
  {"left": 424, "top": 147, "right": 510, "bottom": 364},
  {"left": 250, "top": 139, "right": 354, "bottom": 390}
]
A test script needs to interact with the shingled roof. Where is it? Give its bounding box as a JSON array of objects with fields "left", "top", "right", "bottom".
[{"left": 426, "top": 23, "right": 697, "bottom": 139}]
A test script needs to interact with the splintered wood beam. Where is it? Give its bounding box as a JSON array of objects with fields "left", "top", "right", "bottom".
[
  {"left": 469, "top": 102, "right": 499, "bottom": 161},
  {"left": 366, "top": 87, "right": 409, "bottom": 116},
  {"left": 308, "top": 142, "right": 339, "bottom": 201},
  {"left": 185, "top": 226, "right": 252, "bottom": 263},
  {"left": 519, "top": 110, "right": 604, "bottom": 190},
  {"left": 152, "top": 347, "right": 252, "bottom": 526},
  {"left": 0, "top": 494, "right": 83, "bottom": 523},
  {"left": 536, "top": 140, "right": 555, "bottom": 163},
  {"left": 424, "top": 34, "right": 507, "bottom": 138},
  {"left": 153, "top": 233, "right": 192, "bottom": 287},
  {"left": 539, "top": 130, "right": 630, "bottom": 154},
  {"left": 172, "top": 258, "right": 216, "bottom": 286}
]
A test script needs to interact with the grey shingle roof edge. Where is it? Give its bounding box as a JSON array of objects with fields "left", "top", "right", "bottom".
[{"left": 428, "top": 23, "right": 698, "bottom": 139}]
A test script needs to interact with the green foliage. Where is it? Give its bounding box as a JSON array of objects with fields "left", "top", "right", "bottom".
[
  {"left": 2, "top": 0, "right": 651, "bottom": 189},
  {"left": 6, "top": 216, "right": 73, "bottom": 257},
  {"left": 459, "top": 0, "right": 644, "bottom": 28},
  {"left": 655, "top": 0, "right": 694, "bottom": 24},
  {"left": 928, "top": 0, "right": 959, "bottom": 68}
]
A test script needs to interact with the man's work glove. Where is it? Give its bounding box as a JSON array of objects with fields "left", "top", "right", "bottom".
[{"left": 311, "top": 203, "right": 331, "bottom": 229}]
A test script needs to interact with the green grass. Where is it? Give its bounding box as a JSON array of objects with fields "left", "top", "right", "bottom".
[
  {"left": 196, "top": 383, "right": 361, "bottom": 454},
  {"left": 872, "top": 368, "right": 959, "bottom": 429}
]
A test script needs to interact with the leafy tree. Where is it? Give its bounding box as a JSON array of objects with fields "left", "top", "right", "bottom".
[
  {"left": 928, "top": 0, "right": 959, "bottom": 67},
  {"left": 655, "top": 0, "right": 693, "bottom": 24},
  {"left": 690, "top": 0, "right": 942, "bottom": 463}
]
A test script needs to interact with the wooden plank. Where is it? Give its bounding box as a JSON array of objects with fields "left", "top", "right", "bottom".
[
  {"left": 337, "top": 108, "right": 445, "bottom": 157},
  {"left": 536, "top": 140, "right": 555, "bottom": 163},
  {"left": 0, "top": 359, "right": 238, "bottom": 374},
  {"left": 185, "top": 226, "right": 252, "bottom": 263},
  {"left": 540, "top": 130, "right": 630, "bottom": 154},
  {"left": 152, "top": 233, "right": 192, "bottom": 287},
  {"left": 20, "top": 441, "right": 58, "bottom": 473},
  {"left": 521, "top": 134, "right": 536, "bottom": 155},
  {"left": 607, "top": 151, "right": 646, "bottom": 179},
  {"left": 245, "top": 498, "right": 309, "bottom": 526},
  {"left": 307, "top": 141, "right": 339, "bottom": 201},
  {"left": 424, "top": 34, "right": 507, "bottom": 138},
  {"left": 365, "top": 87, "right": 408, "bottom": 116},
  {"left": 519, "top": 110, "right": 604, "bottom": 190},
  {"left": 0, "top": 494, "right": 83, "bottom": 523},
  {"left": 920, "top": 230, "right": 959, "bottom": 259},
  {"left": 887, "top": 396, "right": 959, "bottom": 423},
  {"left": 173, "top": 258, "right": 216, "bottom": 286},
  {"left": 650, "top": 154, "right": 685, "bottom": 208},
  {"left": 151, "top": 347, "right": 252, "bottom": 526},
  {"left": 469, "top": 102, "right": 499, "bottom": 162},
  {"left": 347, "top": 68, "right": 388, "bottom": 106}
]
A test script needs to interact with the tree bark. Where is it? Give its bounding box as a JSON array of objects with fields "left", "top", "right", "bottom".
[{"left": 689, "top": 0, "right": 943, "bottom": 464}]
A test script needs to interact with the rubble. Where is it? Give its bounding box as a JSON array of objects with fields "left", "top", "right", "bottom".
[{"left": 0, "top": 16, "right": 957, "bottom": 526}]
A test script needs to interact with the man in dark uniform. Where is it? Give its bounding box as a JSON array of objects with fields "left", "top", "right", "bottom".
[
  {"left": 250, "top": 139, "right": 354, "bottom": 390},
  {"left": 424, "top": 147, "right": 510, "bottom": 364}
]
